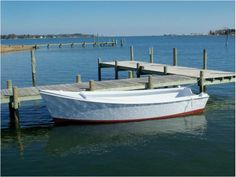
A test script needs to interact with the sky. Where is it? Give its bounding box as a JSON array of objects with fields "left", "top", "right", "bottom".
[{"left": 1, "top": 1, "right": 235, "bottom": 36}]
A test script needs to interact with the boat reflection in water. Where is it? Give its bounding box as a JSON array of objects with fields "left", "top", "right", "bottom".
[{"left": 46, "top": 115, "right": 207, "bottom": 155}]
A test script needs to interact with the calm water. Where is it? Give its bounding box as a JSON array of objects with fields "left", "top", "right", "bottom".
[{"left": 1, "top": 36, "right": 235, "bottom": 176}]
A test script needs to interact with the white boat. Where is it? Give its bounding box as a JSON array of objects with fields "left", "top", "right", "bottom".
[{"left": 40, "top": 87, "right": 209, "bottom": 124}]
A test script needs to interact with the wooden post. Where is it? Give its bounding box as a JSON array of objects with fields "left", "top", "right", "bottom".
[
  {"left": 120, "top": 39, "right": 123, "bottom": 47},
  {"left": 7, "top": 80, "right": 12, "bottom": 91},
  {"left": 128, "top": 71, "right": 133, "bottom": 78},
  {"left": 9, "top": 86, "right": 20, "bottom": 128},
  {"left": 130, "top": 46, "right": 134, "bottom": 61},
  {"left": 115, "top": 60, "right": 119, "bottom": 79},
  {"left": 31, "top": 49, "right": 36, "bottom": 86},
  {"left": 89, "top": 80, "right": 95, "bottom": 91},
  {"left": 147, "top": 75, "right": 154, "bottom": 89},
  {"left": 149, "top": 47, "right": 154, "bottom": 63},
  {"left": 98, "top": 58, "right": 102, "bottom": 81},
  {"left": 136, "top": 63, "right": 143, "bottom": 78},
  {"left": 76, "top": 74, "right": 81, "bottom": 83},
  {"left": 82, "top": 42, "right": 85, "bottom": 48},
  {"left": 173, "top": 48, "right": 177, "bottom": 66},
  {"left": 164, "top": 66, "right": 168, "bottom": 75},
  {"left": 203, "top": 49, "right": 207, "bottom": 70},
  {"left": 199, "top": 70, "right": 206, "bottom": 92}
]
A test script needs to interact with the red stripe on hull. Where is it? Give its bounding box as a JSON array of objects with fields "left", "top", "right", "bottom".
[{"left": 53, "top": 108, "right": 204, "bottom": 125}]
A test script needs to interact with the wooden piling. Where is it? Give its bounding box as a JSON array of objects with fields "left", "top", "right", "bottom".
[
  {"left": 9, "top": 86, "right": 20, "bottom": 128},
  {"left": 147, "top": 75, "right": 154, "bottom": 89},
  {"left": 76, "top": 74, "right": 81, "bottom": 83},
  {"left": 31, "top": 49, "right": 36, "bottom": 86},
  {"left": 128, "top": 71, "right": 133, "bottom": 78},
  {"left": 130, "top": 46, "right": 134, "bottom": 61},
  {"left": 120, "top": 39, "right": 123, "bottom": 47},
  {"left": 136, "top": 63, "right": 144, "bottom": 78},
  {"left": 82, "top": 42, "right": 85, "bottom": 48},
  {"left": 203, "top": 49, "right": 207, "bottom": 70},
  {"left": 173, "top": 48, "right": 177, "bottom": 66},
  {"left": 89, "top": 80, "right": 95, "bottom": 91},
  {"left": 199, "top": 70, "right": 206, "bottom": 92},
  {"left": 149, "top": 47, "right": 154, "bottom": 63},
  {"left": 7, "top": 80, "right": 12, "bottom": 91},
  {"left": 164, "top": 66, "right": 168, "bottom": 75},
  {"left": 115, "top": 60, "right": 119, "bottom": 79},
  {"left": 98, "top": 58, "right": 102, "bottom": 81}
]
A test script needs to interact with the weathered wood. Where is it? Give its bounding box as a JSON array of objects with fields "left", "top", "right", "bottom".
[
  {"left": 7, "top": 80, "right": 12, "bottom": 91},
  {"left": 115, "top": 60, "right": 119, "bottom": 79},
  {"left": 31, "top": 49, "right": 36, "bottom": 86},
  {"left": 128, "top": 71, "right": 133, "bottom": 78},
  {"left": 164, "top": 66, "right": 168, "bottom": 75},
  {"left": 203, "top": 49, "right": 207, "bottom": 70},
  {"left": 149, "top": 48, "right": 154, "bottom": 63},
  {"left": 99, "top": 61, "right": 235, "bottom": 79},
  {"left": 76, "top": 74, "right": 81, "bottom": 83},
  {"left": 173, "top": 48, "right": 177, "bottom": 66},
  {"left": 147, "top": 75, "right": 153, "bottom": 89},
  {"left": 136, "top": 63, "right": 141, "bottom": 78},
  {"left": 120, "top": 39, "right": 123, "bottom": 47},
  {"left": 89, "top": 80, "right": 95, "bottom": 91},
  {"left": 82, "top": 42, "right": 86, "bottom": 48},
  {"left": 130, "top": 46, "right": 134, "bottom": 61},
  {"left": 98, "top": 58, "right": 102, "bottom": 81},
  {"left": 9, "top": 86, "right": 20, "bottom": 128},
  {"left": 199, "top": 70, "right": 206, "bottom": 92}
]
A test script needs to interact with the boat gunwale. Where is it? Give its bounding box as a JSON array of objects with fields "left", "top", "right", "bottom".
[{"left": 40, "top": 89, "right": 209, "bottom": 105}]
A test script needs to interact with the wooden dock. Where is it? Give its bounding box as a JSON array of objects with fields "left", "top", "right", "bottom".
[
  {"left": 32, "top": 39, "right": 123, "bottom": 49},
  {"left": 1, "top": 75, "right": 196, "bottom": 104},
  {"left": 99, "top": 60, "right": 235, "bottom": 84},
  {"left": 1, "top": 45, "right": 235, "bottom": 128}
]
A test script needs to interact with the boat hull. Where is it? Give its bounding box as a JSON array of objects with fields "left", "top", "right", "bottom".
[{"left": 41, "top": 91, "right": 208, "bottom": 124}]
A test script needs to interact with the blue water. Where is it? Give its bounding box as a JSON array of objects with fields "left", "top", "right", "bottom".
[{"left": 1, "top": 36, "right": 235, "bottom": 176}]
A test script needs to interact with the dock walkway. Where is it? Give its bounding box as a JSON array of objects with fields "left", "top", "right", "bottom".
[
  {"left": 99, "top": 60, "right": 235, "bottom": 81},
  {"left": 1, "top": 75, "right": 196, "bottom": 104}
]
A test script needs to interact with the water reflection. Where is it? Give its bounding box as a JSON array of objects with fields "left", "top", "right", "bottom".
[
  {"left": 1, "top": 115, "right": 207, "bottom": 157},
  {"left": 46, "top": 115, "right": 207, "bottom": 155}
]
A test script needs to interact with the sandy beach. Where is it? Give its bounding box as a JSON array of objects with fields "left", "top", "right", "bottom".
[{"left": 1, "top": 45, "right": 33, "bottom": 53}]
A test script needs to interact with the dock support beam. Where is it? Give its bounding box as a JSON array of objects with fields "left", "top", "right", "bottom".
[
  {"left": 76, "top": 74, "right": 81, "bottom": 83},
  {"left": 89, "top": 80, "right": 95, "bottom": 91},
  {"left": 149, "top": 48, "right": 154, "bottom": 63},
  {"left": 164, "top": 66, "right": 168, "bottom": 75},
  {"left": 120, "top": 39, "right": 123, "bottom": 47},
  {"left": 98, "top": 58, "right": 102, "bottom": 81},
  {"left": 173, "top": 48, "right": 177, "bottom": 66},
  {"left": 9, "top": 86, "right": 20, "bottom": 128},
  {"left": 147, "top": 75, "right": 154, "bottom": 89},
  {"left": 128, "top": 71, "right": 133, "bottom": 78},
  {"left": 115, "top": 60, "right": 119, "bottom": 79},
  {"left": 199, "top": 70, "right": 206, "bottom": 93},
  {"left": 136, "top": 63, "right": 144, "bottom": 78},
  {"left": 7, "top": 80, "right": 12, "bottom": 91},
  {"left": 130, "top": 46, "right": 134, "bottom": 61},
  {"left": 203, "top": 49, "right": 207, "bottom": 70},
  {"left": 31, "top": 49, "right": 36, "bottom": 86}
]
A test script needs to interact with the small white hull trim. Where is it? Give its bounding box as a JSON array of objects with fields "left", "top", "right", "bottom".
[{"left": 40, "top": 87, "right": 209, "bottom": 124}]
